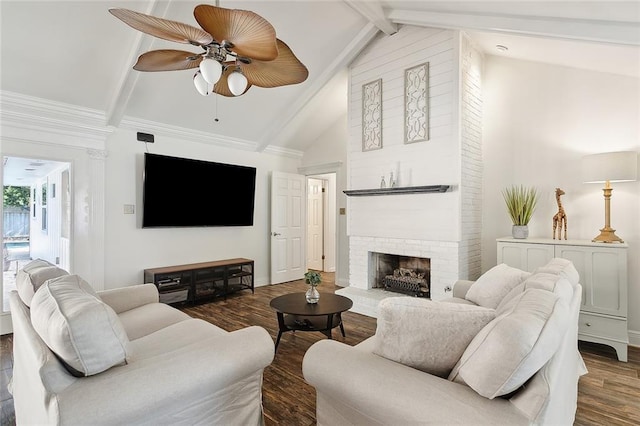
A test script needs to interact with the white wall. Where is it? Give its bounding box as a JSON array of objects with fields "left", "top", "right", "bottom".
[
  {"left": 347, "top": 26, "right": 461, "bottom": 242},
  {"left": 104, "top": 128, "right": 301, "bottom": 289},
  {"left": 482, "top": 55, "right": 640, "bottom": 343}
]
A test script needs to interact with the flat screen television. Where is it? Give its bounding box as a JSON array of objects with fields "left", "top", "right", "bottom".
[{"left": 142, "top": 153, "right": 256, "bottom": 228}]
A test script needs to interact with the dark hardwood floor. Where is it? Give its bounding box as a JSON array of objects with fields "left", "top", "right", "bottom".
[{"left": 1, "top": 276, "right": 639, "bottom": 425}]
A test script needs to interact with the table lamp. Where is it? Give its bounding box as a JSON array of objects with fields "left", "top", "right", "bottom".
[{"left": 582, "top": 151, "right": 638, "bottom": 243}]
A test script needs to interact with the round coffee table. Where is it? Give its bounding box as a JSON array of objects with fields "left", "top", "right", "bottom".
[{"left": 269, "top": 292, "right": 353, "bottom": 351}]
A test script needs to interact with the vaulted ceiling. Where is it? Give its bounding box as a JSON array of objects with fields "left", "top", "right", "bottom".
[{"left": 1, "top": 1, "right": 639, "bottom": 161}]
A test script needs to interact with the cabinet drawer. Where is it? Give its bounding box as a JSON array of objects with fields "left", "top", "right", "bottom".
[
  {"left": 578, "top": 312, "right": 627, "bottom": 341},
  {"left": 159, "top": 288, "right": 190, "bottom": 304}
]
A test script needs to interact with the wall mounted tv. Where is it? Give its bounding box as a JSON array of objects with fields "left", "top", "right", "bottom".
[{"left": 142, "top": 153, "right": 256, "bottom": 228}]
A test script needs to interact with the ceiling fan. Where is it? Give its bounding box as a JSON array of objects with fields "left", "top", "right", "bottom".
[{"left": 109, "top": 3, "right": 309, "bottom": 97}]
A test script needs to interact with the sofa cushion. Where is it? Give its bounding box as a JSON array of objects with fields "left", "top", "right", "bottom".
[
  {"left": 465, "top": 263, "right": 531, "bottom": 309},
  {"left": 118, "top": 302, "right": 192, "bottom": 340},
  {"left": 30, "top": 274, "right": 131, "bottom": 377},
  {"left": 373, "top": 297, "right": 496, "bottom": 378},
  {"left": 533, "top": 258, "right": 580, "bottom": 286},
  {"left": 448, "top": 288, "right": 569, "bottom": 398},
  {"left": 16, "top": 258, "right": 69, "bottom": 307},
  {"left": 497, "top": 273, "right": 574, "bottom": 313}
]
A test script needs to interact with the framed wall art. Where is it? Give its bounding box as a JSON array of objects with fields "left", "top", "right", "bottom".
[
  {"left": 404, "top": 62, "right": 429, "bottom": 144},
  {"left": 362, "top": 78, "right": 382, "bottom": 151}
]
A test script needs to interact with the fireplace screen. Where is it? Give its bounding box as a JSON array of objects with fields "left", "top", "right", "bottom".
[{"left": 370, "top": 253, "right": 430, "bottom": 298}]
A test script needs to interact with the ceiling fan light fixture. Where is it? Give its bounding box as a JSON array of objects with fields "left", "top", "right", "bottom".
[
  {"left": 199, "top": 57, "right": 223, "bottom": 84},
  {"left": 228, "top": 70, "right": 248, "bottom": 96},
  {"left": 193, "top": 70, "right": 212, "bottom": 96}
]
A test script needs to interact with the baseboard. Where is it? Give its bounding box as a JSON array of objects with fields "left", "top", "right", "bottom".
[
  {"left": 628, "top": 329, "right": 640, "bottom": 347},
  {"left": 254, "top": 278, "right": 270, "bottom": 287}
]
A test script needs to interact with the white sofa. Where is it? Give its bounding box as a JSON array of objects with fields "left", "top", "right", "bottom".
[
  {"left": 303, "top": 258, "right": 587, "bottom": 425},
  {"left": 9, "top": 259, "right": 275, "bottom": 425}
]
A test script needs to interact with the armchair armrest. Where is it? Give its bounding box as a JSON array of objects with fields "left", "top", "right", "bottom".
[
  {"left": 97, "top": 284, "right": 159, "bottom": 314},
  {"left": 303, "top": 340, "right": 528, "bottom": 425},
  {"left": 453, "top": 279, "right": 475, "bottom": 299},
  {"left": 57, "top": 326, "right": 275, "bottom": 425}
]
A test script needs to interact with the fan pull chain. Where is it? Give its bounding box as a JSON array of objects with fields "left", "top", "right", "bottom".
[{"left": 214, "top": 90, "right": 219, "bottom": 122}]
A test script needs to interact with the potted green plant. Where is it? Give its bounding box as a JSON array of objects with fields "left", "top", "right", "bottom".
[
  {"left": 304, "top": 270, "right": 322, "bottom": 303},
  {"left": 502, "top": 185, "right": 539, "bottom": 239}
]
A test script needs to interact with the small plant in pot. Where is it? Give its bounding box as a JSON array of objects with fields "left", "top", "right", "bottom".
[
  {"left": 304, "top": 270, "right": 322, "bottom": 303},
  {"left": 502, "top": 185, "right": 539, "bottom": 239}
]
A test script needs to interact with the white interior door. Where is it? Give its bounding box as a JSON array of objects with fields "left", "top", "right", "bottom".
[
  {"left": 307, "top": 178, "right": 324, "bottom": 271},
  {"left": 270, "top": 172, "right": 305, "bottom": 284}
]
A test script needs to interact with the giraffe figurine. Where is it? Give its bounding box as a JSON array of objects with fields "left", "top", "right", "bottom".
[{"left": 552, "top": 188, "right": 567, "bottom": 240}]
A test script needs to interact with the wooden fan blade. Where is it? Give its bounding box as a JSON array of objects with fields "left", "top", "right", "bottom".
[
  {"left": 110, "top": 8, "right": 213, "bottom": 46},
  {"left": 194, "top": 5, "right": 277, "bottom": 61},
  {"left": 241, "top": 39, "right": 308, "bottom": 88},
  {"left": 133, "top": 50, "right": 202, "bottom": 72},
  {"left": 213, "top": 66, "right": 252, "bottom": 97}
]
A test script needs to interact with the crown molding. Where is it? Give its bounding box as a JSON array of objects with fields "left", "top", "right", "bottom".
[
  {"left": 262, "top": 145, "right": 304, "bottom": 159},
  {"left": 388, "top": 9, "right": 640, "bottom": 46},
  {"left": 0, "top": 91, "right": 113, "bottom": 149},
  {"left": 0, "top": 91, "right": 304, "bottom": 158},
  {"left": 119, "top": 115, "right": 259, "bottom": 152},
  {"left": 298, "top": 161, "right": 343, "bottom": 175},
  {"left": 120, "top": 116, "right": 304, "bottom": 158}
]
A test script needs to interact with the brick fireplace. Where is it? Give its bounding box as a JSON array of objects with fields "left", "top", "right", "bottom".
[
  {"left": 337, "top": 236, "right": 462, "bottom": 316},
  {"left": 335, "top": 27, "right": 483, "bottom": 317}
]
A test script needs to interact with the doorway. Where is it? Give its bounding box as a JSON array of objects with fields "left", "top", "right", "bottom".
[
  {"left": 269, "top": 170, "right": 338, "bottom": 285},
  {"left": 2, "top": 156, "right": 70, "bottom": 312},
  {"left": 306, "top": 173, "right": 336, "bottom": 274}
]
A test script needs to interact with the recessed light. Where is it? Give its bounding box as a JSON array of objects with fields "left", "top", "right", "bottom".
[{"left": 496, "top": 45, "right": 509, "bottom": 52}]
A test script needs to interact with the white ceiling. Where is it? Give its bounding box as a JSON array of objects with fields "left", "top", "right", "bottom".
[{"left": 1, "top": 1, "right": 639, "bottom": 183}]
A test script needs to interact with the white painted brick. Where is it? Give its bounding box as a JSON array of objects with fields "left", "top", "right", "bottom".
[{"left": 345, "top": 30, "right": 483, "bottom": 313}]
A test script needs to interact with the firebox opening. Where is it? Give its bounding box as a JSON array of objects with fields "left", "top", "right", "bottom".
[{"left": 369, "top": 252, "right": 431, "bottom": 298}]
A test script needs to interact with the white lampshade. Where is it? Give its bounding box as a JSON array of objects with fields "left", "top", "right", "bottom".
[
  {"left": 228, "top": 71, "right": 248, "bottom": 96},
  {"left": 193, "top": 71, "right": 213, "bottom": 96},
  {"left": 199, "top": 58, "right": 222, "bottom": 85},
  {"left": 582, "top": 151, "right": 638, "bottom": 184}
]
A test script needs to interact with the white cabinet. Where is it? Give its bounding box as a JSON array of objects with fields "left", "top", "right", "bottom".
[{"left": 497, "top": 237, "right": 628, "bottom": 362}]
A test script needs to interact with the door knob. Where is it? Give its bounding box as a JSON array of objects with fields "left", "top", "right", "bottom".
[{"left": 272, "top": 232, "right": 281, "bottom": 236}]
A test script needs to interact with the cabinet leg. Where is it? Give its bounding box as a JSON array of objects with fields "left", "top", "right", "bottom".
[{"left": 614, "top": 343, "right": 628, "bottom": 362}]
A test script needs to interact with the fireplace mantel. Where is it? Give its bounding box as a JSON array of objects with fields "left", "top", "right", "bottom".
[{"left": 343, "top": 185, "right": 450, "bottom": 197}]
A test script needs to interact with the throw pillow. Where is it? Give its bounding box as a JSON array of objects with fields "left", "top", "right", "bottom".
[
  {"left": 448, "top": 288, "right": 570, "bottom": 399},
  {"left": 15, "top": 258, "right": 69, "bottom": 307},
  {"left": 373, "top": 297, "right": 496, "bottom": 378},
  {"left": 465, "top": 263, "right": 531, "bottom": 309},
  {"left": 30, "top": 274, "right": 130, "bottom": 377}
]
